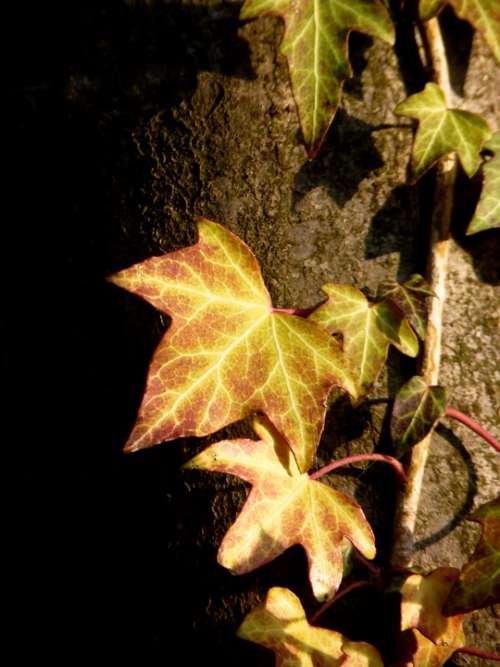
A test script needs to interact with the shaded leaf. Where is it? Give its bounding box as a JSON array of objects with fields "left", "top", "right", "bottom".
[
  {"left": 109, "top": 218, "right": 355, "bottom": 472},
  {"left": 467, "top": 131, "right": 500, "bottom": 234},
  {"left": 418, "top": 0, "right": 500, "bottom": 62},
  {"left": 395, "top": 82, "right": 492, "bottom": 179},
  {"left": 240, "top": 0, "right": 394, "bottom": 158},
  {"left": 377, "top": 274, "right": 434, "bottom": 340},
  {"left": 395, "top": 568, "right": 466, "bottom": 667},
  {"left": 391, "top": 376, "right": 446, "bottom": 457},
  {"left": 445, "top": 495, "right": 500, "bottom": 614},
  {"left": 237, "top": 586, "right": 383, "bottom": 666},
  {"left": 185, "top": 417, "right": 375, "bottom": 601},
  {"left": 309, "top": 284, "right": 419, "bottom": 397}
]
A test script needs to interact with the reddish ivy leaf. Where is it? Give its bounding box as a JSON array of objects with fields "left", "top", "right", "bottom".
[
  {"left": 395, "top": 568, "right": 466, "bottom": 667},
  {"left": 109, "top": 218, "right": 355, "bottom": 472},
  {"left": 309, "top": 285, "right": 419, "bottom": 397},
  {"left": 240, "top": 0, "right": 394, "bottom": 158},
  {"left": 377, "top": 274, "right": 434, "bottom": 341},
  {"left": 184, "top": 417, "right": 375, "bottom": 601},
  {"left": 391, "top": 376, "right": 447, "bottom": 457},
  {"left": 445, "top": 495, "right": 500, "bottom": 614},
  {"left": 419, "top": 0, "right": 500, "bottom": 62},
  {"left": 238, "top": 586, "right": 383, "bottom": 666}
]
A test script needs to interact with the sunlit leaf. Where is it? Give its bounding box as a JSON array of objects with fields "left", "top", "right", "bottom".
[
  {"left": 391, "top": 376, "right": 446, "bottom": 457},
  {"left": 309, "top": 284, "right": 419, "bottom": 397},
  {"left": 377, "top": 274, "right": 434, "bottom": 341},
  {"left": 240, "top": 0, "right": 394, "bottom": 158},
  {"left": 109, "top": 218, "right": 355, "bottom": 472},
  {"left": 418, "top": 0, "right": 500, "bottom": 62},
  {"left": 395, "top": 82, "right": 492, "bottom": 179},
  {"left": 185, "top": 417, "right": 375, "bottom": 601},
  {"left": 237, "top": 586, "right": 383, "bottom": 666},
  {"left": 445, "top": 495, "right": 500, "bottom": 614},
  {"left": 467, "top": 132, "right": 500, "bottom": 234},
  {"left": 395, "top": 568, "right": 466, "bottom": 667}
]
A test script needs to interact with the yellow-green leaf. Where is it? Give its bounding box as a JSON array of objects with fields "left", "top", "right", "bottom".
[
  {"left": 185, "top": 417, "right": 375, "bottom": 601},
  {"left": 445, "top": 495, "right": 500, "bottom": 614},
  {"left": 467, "top": 132, "right": 500, "bottom": 234},
  {"left": 395, "top": 568, "right": 466, "bottom": 667},
  {"left": 237, "top": 586, "right": 383, "bottom": 666},
  {"left": 391, "top": 376, "right": 447, "bottom": 457},
  {"left": 109, "top": 218, "right": 355, "bottom": 472},
  {"left": 309, "top": 285, "right": 419, "bottom": 397},
  {"left": 240, "top": 0, "right": 394, "bottom": 159},
  {"left": 418, "top": 0, "right": 500, "bottom": 62},
  {"left": 395, "top": 82, "right": 492, "bottom": 179}
]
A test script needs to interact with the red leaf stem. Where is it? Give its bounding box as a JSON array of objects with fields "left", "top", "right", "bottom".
[
  {"left": 310, "top": 581, "right": 371, "bottom": 624},
  {"left": 455, "top": 646, "right": 500, "bottom": 661},
  {"left": 271, "top": 306, "right": 317, "bottom": 317},
  {"left": 446, "top": 407, "right": 500, "bottom": 452},
  {"left": 310, "top": 453, "right": 407, "bottom": 484}
]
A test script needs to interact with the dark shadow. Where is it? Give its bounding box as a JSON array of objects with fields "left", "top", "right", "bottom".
[
  {"left": 344, "top": 33, "right": 374, "bottom": 99},
  {"left": 439, "top": 6, "right": 475, "bottom": 97},
  {"left": 389, "top": 0, "right": 428, "bottom": 96},
  {"left": 293, "top": 110, "right": 384, "bottom": 208},
  {"left": 414, "top": 424, "right": 478, "bottom": 550}
]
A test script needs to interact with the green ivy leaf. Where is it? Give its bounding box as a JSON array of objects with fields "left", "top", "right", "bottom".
[
  {"left": 467, "top": 132, "right": 500, "bottom": 234},
  {"left": 309, "top": 285, "right": 419, "bottom": 397},
  {"left": 395, "top": 82, "right": 492, "bottom": 179},
  {"left": 391, "top": 376, "right": 447, "bottom": 457},
  {"left": 185, "top": 417, "right": 375, "bottom": 602},
  {"left": 240, "top": 0, "right": 394, "bottom": 158},
  {"left": 377, "top": 274, "right": 434, "bottom": 341},
  {"left": 445, "top": 495, "right": 500, "bottom": 614},
  {"left": 238, "top": 587, "right": 383, "bottom": 666},
  {"left": 419, "top": 1, "right": 500, "bottom": 62},
  {"left": 109, "top": 218, "right": 355, "bottom": 472}
]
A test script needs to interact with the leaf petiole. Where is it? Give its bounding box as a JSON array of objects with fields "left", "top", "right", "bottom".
[
  {"left": 446, "top": 407, "right": 500, "bottom": 452},
  {"left": 455, "top": 646, "right": 500, "bottom": 661},
  {"left": 310, "top": 453, "right": 407, "bottom": 484},
  {"left": 309, "top": 580, "right": 372, "bottom": 625}
]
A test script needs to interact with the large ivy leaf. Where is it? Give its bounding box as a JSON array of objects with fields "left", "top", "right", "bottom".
[
  {"left": 445, "top": 495, "right": 500, "bottom": 614},
  {"left": 237, "top": 586, "right": 383, "bottom": 666},
  {"left": 419, "top": 1, "right": 500, "bottom": 62},
  {"left": 391, "top": 376, "right": 447, "bottom": 457},
  {"left": 184, "top": 417, "right": 375, "bottom": 601},
  {"left": 395, "top": 82, "right": 492, "bottom": 179},
  {"left": 240, "top": 0, "right": 394, "bottom": 159},
  {"left": 467, "top": 132, "right": 500, "bottom": 234},
  {"left": 109, "top": 218, "right": 355, "bottom": 472},
  {"left": 395, "top": 568, "right": 466, "bottom": 667},
  {"left": 377, "top": 274, "right": 434, "bottom": 341},
  {"left": 309, "top": 285, "right": 419, "bottom": 397}
]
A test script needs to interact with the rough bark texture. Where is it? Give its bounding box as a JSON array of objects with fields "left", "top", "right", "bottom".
[{"left": 13, "top": 1, "right": 498, "bottom": 664}]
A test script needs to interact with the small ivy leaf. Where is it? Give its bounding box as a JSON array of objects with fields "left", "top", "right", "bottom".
[
  {"left": 391, "top": 376, "right": 447, "bottom": 458},
  {"left": 309, "top": 285, "right": 419, "bottom": 397},
  {"left": 418, "top": 1, "right": 500, "bottom": 62},
  {"left": 394, "top": 82, "right": 492, "bottom": 179},
  {"left": 394, "top": 568, "right": 466, "bottom": 667},
  {"left": 184, "top": 417, "right": 376, "bottom": 602},
  {"left": 109, "top": 218, "right": 356, "bottom": 472},
  {"left": 240, "top": 0, "right": 394, "bottom": 159},
  {"left": 377, "top": 274, "right": 434, "bottom": 341},
  {"left": 237, "top": 586, "right": 383, "bottom": 666},
  {"left": 467, "top": 132, "right": 500, "bottom": 234},
  {"left": 444, "top": 495, "right": 500, "bottom": 614}
]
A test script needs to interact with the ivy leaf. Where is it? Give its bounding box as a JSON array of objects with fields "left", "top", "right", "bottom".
[
  {"left": 237, "top": 586, "right": 383, "bottom": 666},
  {"left": 467, "top": 132, "right": 500, "bottom": 234},
  {"left": 309, "top": 285, "right": 419, "bottom": 397},
  {"left": 418, "top": 1, "right": 500, "bottom": 62},
  {"left": 240, "top": 0, "right": 394, "bottom": 159},
  {"left": 395, "top": 568, "right": 466, "bottom": 667},
  {"left": 184, "top": 417, "right": 375, "bottom": 601},
  {"left": 391, "top": 376, "right": 447, "bottom": 457},
  {"left": 445, "top": 495, "right": 500, "bottom": 614},
  {"left": 109, "top": 218, "right": 355, "bottom": 472},
  {"left": 394, "top": 82, "right": 492, "bottom": 179},
  {"left": 377, "top": 274, "right": 434, "bottom": 341}
]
